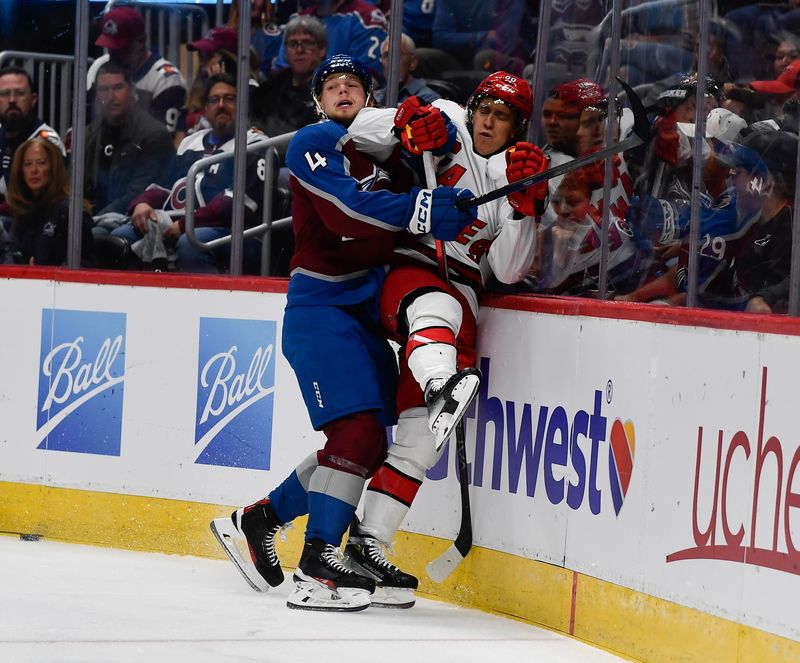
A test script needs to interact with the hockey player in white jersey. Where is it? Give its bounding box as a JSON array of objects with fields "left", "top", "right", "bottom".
[{"left": 343, "top": 71, "right": 548, "bottom": 607}]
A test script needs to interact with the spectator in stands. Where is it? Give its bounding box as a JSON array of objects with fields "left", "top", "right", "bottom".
[
  {"left": 647, "top": 75, "right": 723, "bottom": 201},
  {"left": 534, "top": 164, "right": 639, "bottom": 297},
  {"left": 619, "top": 108, "right": 746, "bottom": 306},
  {"left": 699, "top": 128, "right": 798, "bottom": 312},
  {"left": 87, "top": 6, "right": 187, "bottom": 136},
  {"left": 0, "top": 66, "right": 65, "bottom": 208},
  {"left": 5, "top": 137, "right": 93, "bottom": 266},
  {"left": 238, "top": 0, "right": 297, "bottom": 79},
  {"left": 722, "top": 86, "right": 763, "bottom": 125},
  {"left": 433, "top": 0, "right": 531, "bottom": 74},
  {"left": 376, "top": 34, "right": 440, "bottom": 105},
  {"left": 770, "top": 33, "right": 800, "bottom": 78},
  {"left": 402, "top": 0, "right": 435, "bottom": 48},
  {"left": 181, "top": 26, "right": 260, "bottom": 141},
  {"left": 253, "top": 15, "right": 326, "bottom": 139},
  {"left": 84, "top": 62, "right": 175, "bottom": 233},
  {"left": 110, "top": 73, "right": 268, "bottom": 273},
  {"left": 270, "top": 0, "right": 387, "bottom": 84},
  {"left": 744, "top": 59, "right": 800, "bottom": 121}
]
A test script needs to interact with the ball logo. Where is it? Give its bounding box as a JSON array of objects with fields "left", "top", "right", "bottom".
[
  {"left": 194, "top": 317, "right": 276, "bottom": 470},
  {"left": 608, "top": 419, "right": 635, "bottom": 515},
  {"left": 36, "top": 309, "right": 126, "bottom": 455}
]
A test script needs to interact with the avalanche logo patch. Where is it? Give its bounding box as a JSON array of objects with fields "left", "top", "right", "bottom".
[
  {"left": 194, "top": 317, "right": 276, "bottom": 470},
  {"left": 36, "top": 309, "right": 126, "bottom": 455},
  {"left": 608, "top": 418, "right": 635, "bottom": 515}
]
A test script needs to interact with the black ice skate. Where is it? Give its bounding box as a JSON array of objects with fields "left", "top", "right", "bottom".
[
  {"left": 345, "top": 524, "right": 418, "bottom": 609},
  {"left": 425, "top": 367, "right": 482, "bottom": 451},
  {"left": 210, "top": 498, "right": 284, "bottom": 592},
  {"left": 287, "top": 538, "right": 375, "bottom": 612}
]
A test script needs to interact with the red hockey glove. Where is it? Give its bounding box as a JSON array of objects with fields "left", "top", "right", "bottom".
[
  {"left": 653, "top": 113, "right": 680, "bottom": 166},
  {"left": 505, "top": 142, "right": 549, "bottom": 217},
  {"left": 394, "top": 95, "right": 455, "bottom": 154}
]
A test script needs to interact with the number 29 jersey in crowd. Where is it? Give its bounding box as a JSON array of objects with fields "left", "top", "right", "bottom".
[{"left": 350, "top": 98, "right": 537, "bottom": 317}]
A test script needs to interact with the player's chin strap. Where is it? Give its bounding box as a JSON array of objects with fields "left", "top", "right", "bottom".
[
  {"left": 455, "top": 78, "right": 649, "bottom": 211},
  {"left": 421, "top": 151, "right": 474, "bottom": 583}
]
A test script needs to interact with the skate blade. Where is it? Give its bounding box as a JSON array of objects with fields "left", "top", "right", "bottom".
[
  {"left": 370, "top": 586, "right": 415, "bottom": 609},
  {"left": 210, "top": 518, "right": 270, "bottom": 593},
  {"left": 287, "top": 581, "right": 371, "bottom": 612},
  {"left": 432, "top": 373, "right": 481, "bottom": 451}
]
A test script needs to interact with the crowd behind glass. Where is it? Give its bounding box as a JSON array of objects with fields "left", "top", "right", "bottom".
[{"left": 1, "top": 0, "right": 799, "bottom": 315}]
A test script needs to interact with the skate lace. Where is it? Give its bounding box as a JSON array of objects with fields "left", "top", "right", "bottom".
[
  {"left": 365, "top": 539, "right": 400, "bottom": 572},
  {"left": 321, "top": 545, "right": 353, "bottom": 574},
  {"left": 262, "top": 523, "right": 281, "bottom": 566}
]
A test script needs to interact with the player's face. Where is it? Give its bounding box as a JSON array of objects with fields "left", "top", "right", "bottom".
[
  {"left": 319, "top": 73, "right": 366, "bottom": 125},
  {"left": 22, "top": 142, "right": 52, "bottom": 196},
  {"left": 205, "top": 81, "right": 237, "bottom": 134},
  {"left": 95, "top": 72, "right": 133, "bottom": 124},
  {"left": 286, "top": 31, "right": 326, "bottom": 80},
  {"left": 542, "top": 98, "right": 580, "bottom": 153},
  {"left": 577, "top": 108, "right": 611, "bottom": 156},
  {"left": 0, "top": 73, "right": 37, "bottom": 124},
  {"left": 471, "top": 97, "right": 516, "bottom": 157}
]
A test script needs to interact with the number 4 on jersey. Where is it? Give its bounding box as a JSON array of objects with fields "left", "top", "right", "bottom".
[{"left": 304, "top": 151, "right": 328, "bottom": 171}]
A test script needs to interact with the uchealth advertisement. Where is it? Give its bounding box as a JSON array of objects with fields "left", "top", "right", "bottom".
[
  {"left": 406, "top": 307, "right": 800, "bottom": 642},
  {"left": 1, "top": 275, "right": 799, "bottom": 642}
]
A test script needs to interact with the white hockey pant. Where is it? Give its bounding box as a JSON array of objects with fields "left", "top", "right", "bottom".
[
  {"left": 405, "top": 290, "right": 462, "bottom": 389},
  {"left": 360, "top": 408, "right": 442, "bottom": 543}
]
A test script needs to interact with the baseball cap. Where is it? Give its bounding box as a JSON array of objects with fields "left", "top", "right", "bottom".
[
  {"left": 96, "top": 7, "right": 145, "bottom": 50},
  {"left": 750, "top": 59, "right": 800, "bottom": 95},
  {"left": 188, "top": 27, "right": 238, "bottom": 54},
  {"left": 676, "top": 107, "right": 747, "bottom": 142}
]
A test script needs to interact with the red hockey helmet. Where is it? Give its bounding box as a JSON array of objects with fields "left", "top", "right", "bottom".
[
  {"left": 550, "top": 78, "right": 605, "bottom": 111},
  {"left": 467, "top": 71, "right": 533, "bottom": 140}
]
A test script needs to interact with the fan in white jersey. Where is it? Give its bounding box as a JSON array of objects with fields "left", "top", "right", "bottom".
[
  {"left": 87, "top": 6, "right": 187, "bottom": 135},
  {"left": 342, "top": 71, "right": 548, "bottom": 607}
]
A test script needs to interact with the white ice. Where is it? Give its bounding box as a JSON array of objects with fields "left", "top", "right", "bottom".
[{"left": 0, "top": 535, "right": 626, "bottom": 663}]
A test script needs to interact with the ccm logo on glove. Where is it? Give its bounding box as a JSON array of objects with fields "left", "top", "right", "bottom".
[{"left": 407, "top": 186, "right": 477, "bottom": 240}]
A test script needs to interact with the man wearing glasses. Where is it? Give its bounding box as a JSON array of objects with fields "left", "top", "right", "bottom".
[
  {"left": 110, "top": 73, "right": 267, "bottom": 273},
  {"left": 254, "top": 16, "right": 327, "bottom": 140},
  {"left": 0, "top": 66, "right": 65, "bottom": 209}
]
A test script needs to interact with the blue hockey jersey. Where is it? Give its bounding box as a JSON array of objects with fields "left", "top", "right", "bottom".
[
  {"left": 285, "top": 115, "right": 415, "bottom": 307},
  {"left": 272, "top": 0, "right": 387, "bottom": 83}
]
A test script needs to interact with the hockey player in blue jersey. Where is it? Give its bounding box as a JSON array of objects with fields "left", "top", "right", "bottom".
[{"left": 211, "top": 54, "right": 477, "bottom": 612}]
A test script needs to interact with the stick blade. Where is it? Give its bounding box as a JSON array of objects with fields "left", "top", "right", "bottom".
[{"left": 425, "top": 542, "right": 470, "bottom": 583}]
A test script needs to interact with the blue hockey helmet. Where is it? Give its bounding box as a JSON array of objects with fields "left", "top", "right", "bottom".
[{"left": 311, "top": 54, "right": 373, "bottom": 116}]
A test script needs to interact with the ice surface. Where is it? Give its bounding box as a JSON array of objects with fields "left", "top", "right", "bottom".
[{"left": 0, "top": 535, "right": 625, "bottom": 663}]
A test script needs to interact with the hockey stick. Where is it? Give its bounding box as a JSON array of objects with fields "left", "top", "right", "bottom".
[
  {"left": 426, "top": 421, "right": 472, "bottom": 582},
  {"left": 455, "top": 78, "right": 649, "bottom": 210},
  {"left": 421, "top": 151, "right": 474, "bottom": 583}
]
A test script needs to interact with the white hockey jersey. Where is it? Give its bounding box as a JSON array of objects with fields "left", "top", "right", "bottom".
[
  {"left": 88, "top": 53, "right": 187, "bottom": 133},
  {"left": 349, "top": 99, "right": 536, "bottom": 316}
]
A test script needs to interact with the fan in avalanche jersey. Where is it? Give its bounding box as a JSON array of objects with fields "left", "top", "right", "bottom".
[
  {"left": 338, "top": 71, "right": 548, "bottom": 607},
  {"left": 270, "top": 0, "right": 388, "bottom": 83},
  {"left": 87, "top": 7, "right": 187, "bottom": 136},
  {"left": 211, "top": 55, "right": 477, "bottom": 612},
  {"left": 110, "top": 73, "right": 266, "bottom": 272}
]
